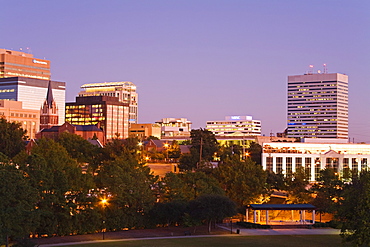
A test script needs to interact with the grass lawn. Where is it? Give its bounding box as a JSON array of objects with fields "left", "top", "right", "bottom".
[{"left": 68, "top": 235, "right": 351, "bottom": 247}]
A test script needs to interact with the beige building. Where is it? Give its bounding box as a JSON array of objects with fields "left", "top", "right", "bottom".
[
  {"left": 0, "top": 100, "right": 39, "bottom": 139},
  {"left": 206, "top": 115, "right": 261, "bottom": 137},
  {"left": 79, "top": 81, "right": 138, "bottom": 125},
  {"left": 0, "top": 49, "right": 50, "bottom": 80},
  {"left": 155, "top": 118, "right": 192, "bottom": 137},
  {"left": 129, "top": 123, "right": 161, "bottom": 140}
]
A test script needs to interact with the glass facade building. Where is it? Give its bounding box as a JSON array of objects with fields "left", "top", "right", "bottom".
[
  {"left": 0, "top": 77, "right": 65, "bottom": 125},
  {"left": 66, "top": 96, "right": 129, "bottom": 140},
  {"left": 78, "top": 81, "right": 138, "bottom": 125}
]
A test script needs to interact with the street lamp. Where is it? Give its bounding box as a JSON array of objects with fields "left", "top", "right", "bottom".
[
  {"left": 244, "top": 152, "right": 250, "bottom": 159},
  {"left": 164, "top": 143, "right": 169, "bottom": 162},
  {"left": 101, "top": 198, "right": 108, "bottom": 240}
]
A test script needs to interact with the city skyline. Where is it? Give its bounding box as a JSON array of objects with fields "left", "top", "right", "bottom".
[{"left": 2, "top": 1, "right": 369, "bottom": 141}]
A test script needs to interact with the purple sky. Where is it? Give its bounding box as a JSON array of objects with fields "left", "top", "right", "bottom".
[{"left": 2, "top": 1, "right": 370, "bottom": 141}]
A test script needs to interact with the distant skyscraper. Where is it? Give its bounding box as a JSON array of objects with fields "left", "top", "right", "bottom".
[
  {"left": 78, "top": 81, "right": 138, "bottom": 124},
  {"left": 0, "top": 77, "right": 66, "bottom": 125},
  {"left": 0, "top": 48, "right": 50, "bottom": 80},
  {"left": 287, "top": 72, "right": 348, "bottom": 139}
]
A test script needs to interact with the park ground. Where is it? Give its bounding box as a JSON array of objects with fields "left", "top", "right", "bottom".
[{"left": 33, "top": 225, "right": 346, "bottom": 247}]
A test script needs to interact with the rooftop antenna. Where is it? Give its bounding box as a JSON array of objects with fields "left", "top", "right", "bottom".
[
  {"left": 323, "top": 63, "right": 328, "bottom": 74},
  {"left": 308, "top": 65, "right": 314, "bottom": 74}
]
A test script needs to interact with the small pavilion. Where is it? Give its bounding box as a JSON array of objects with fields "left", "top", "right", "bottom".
[{"left": 246, "top": 204, "right": 316, "bottom": 226}]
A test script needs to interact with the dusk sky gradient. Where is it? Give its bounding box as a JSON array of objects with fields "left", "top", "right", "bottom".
[{"left": 2, "top": 0, "right": 370, "bottom": 141}]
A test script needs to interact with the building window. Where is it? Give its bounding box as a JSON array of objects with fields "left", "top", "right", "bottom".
[
  {"left": 326, "top": 158, "right": 338, "bottom": 172},
  {"left": 361, "top": 158, "right": 367, "bottom": 170},
  {"left": 276, "top": 157, "right": 283, "bottom": 174},
  {"left": 295, "top": 157, "right": 302, "bottom": 170},
  {"left": 352, "top": 158, "right": 358, "bottom": 174},
  {"left": 266, "top": 157, "right": 273, "bottom": 172},
  {"left": 286, "top": 157, "right": 292, "bottom": 175}
]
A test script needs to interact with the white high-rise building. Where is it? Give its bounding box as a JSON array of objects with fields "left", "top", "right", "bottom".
[
  {"left": 78, "top": 81, "right": 138, "bottom": 124},
  {"left": 287, "top": 73, "right": 348, "bottom": 139}
]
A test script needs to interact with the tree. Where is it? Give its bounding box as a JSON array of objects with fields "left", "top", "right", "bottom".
[
  {"left": 149, "top": 201, "right": 188, "bottom": 226},
  {"left": 159, "top": 171, "right": 224, "bottom": 202},
  {"left": 284, "top": 167, "right": 311, "bottom": 204},
  {"left": 247, "top": 142, "right": 262, "bottom": 165},
  {"left": 337, "top": 171, "right": 370, "bottom": 246},
  {"left": 56, "top": 132, "right": 99, "bottom": 164},
  {"left": 178, "top": 129, "right": 219, "bottom": 171},
  {"left": 188, "top": 194, "right": 236, "bottom": 233},
  {"left": 97, "top": 153, "right": 157, "bottom": 229},
  {"left": 0, "top": 118, "right": 27, "bottom": 158},
  {"left": 218, "top": 144, "right": 242, "bottom": 161},
  {"left": 17, "top": 138, "right": 96, "bottom": 236},
  {"left": 0, "top": 163, "right": 37, "bottom": 246},
  {"left": 215, "top": 156, "right": 267, "bottom": 207},
  {"left": 311, "top": 168, "right": 343, "bottom": 217},
  {"left": 266, "top": 170, "right": 286, "bottom": 191}
]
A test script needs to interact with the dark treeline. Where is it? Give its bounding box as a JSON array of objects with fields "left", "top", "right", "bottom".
[{"left": 1, "top": 119, "right": 370, "bottom": 246}]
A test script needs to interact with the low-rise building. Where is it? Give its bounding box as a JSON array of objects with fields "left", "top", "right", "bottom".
[
  {"left": 36, "top": 122, "right": 105, "bottom": 145},
  {"left": 262, "top": 139, "right": 369, "bottom": 182},
  {"left": 155, "top": 118, "right": 192, "bottom": 137},
  {"left": 206, "top": 116, "right": 261, "bottom": 137},
  {"left": 0, "top": 100, "right": 39, "bottom": 139},
  {"left": 129, "top": 123, "right": 161, "bottom": 140}
]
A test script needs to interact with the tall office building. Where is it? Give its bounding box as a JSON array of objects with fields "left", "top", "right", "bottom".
[
  {"left": 78, "top": 81, "right": 138, "bottom": 124},
  {"left": 0, "top": 77, "right": 66, "bottom": 125},
  {"left": 66, "top": 96, "right": 129, "bottom": 140},
  {"left": 0, "top": 49, "right": 50, "bottom": 80},
  {"left": 287, "top": 72, "right": 348, "bottom": 139}
]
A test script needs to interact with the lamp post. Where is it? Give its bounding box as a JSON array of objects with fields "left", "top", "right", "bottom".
[
  {"left": 164, "top": 143, "right": 169, "bottom": 162},
  {"left": 101, "top": 198, "right": 108, "bottom": 240}
]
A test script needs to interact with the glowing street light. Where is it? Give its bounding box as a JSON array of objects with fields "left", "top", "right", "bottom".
[
  {"left": 101, "top": 198, "right": 108, "bottom": 240},
  {"left": 164, "top": 143, "right": 169, "bottom": 162}
]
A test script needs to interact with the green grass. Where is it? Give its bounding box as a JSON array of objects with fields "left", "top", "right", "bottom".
[{"left": 67, "top": 235, "right": 351, "bottom": 247}]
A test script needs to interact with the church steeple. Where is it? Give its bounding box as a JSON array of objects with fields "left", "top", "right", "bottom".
[{"left": 40, "top": 81, "right": 59, "bottom": 130}]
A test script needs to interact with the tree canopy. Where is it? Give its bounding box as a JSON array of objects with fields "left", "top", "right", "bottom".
[
  {"left": 0, "top": 118, "right": 27, "bottom": 158},
  {"left": 337, "top": 171, "right": 370, "bottom": 246}
]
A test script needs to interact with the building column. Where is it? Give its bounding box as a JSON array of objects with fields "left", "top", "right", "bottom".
[
  {"left": 246, "top": 208, "right": 249, "bottom": 223},
  {"left": 266, "top": 210, "right": 269, "bottom": 225},
  {"left": 272, "top": 156, "right": 277, "bottom": 173},
  {"left": 312, "top": 210, "right": 315, "bottom": 224},
  {"left": 291, "top": 210, "right": 294, "bottom": 221},
  {"left": 253, "top": 210, "right": 257, "bottom": 223},
  {"left": 311, "top": 159, "right": 315, "bottom": 181}
]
